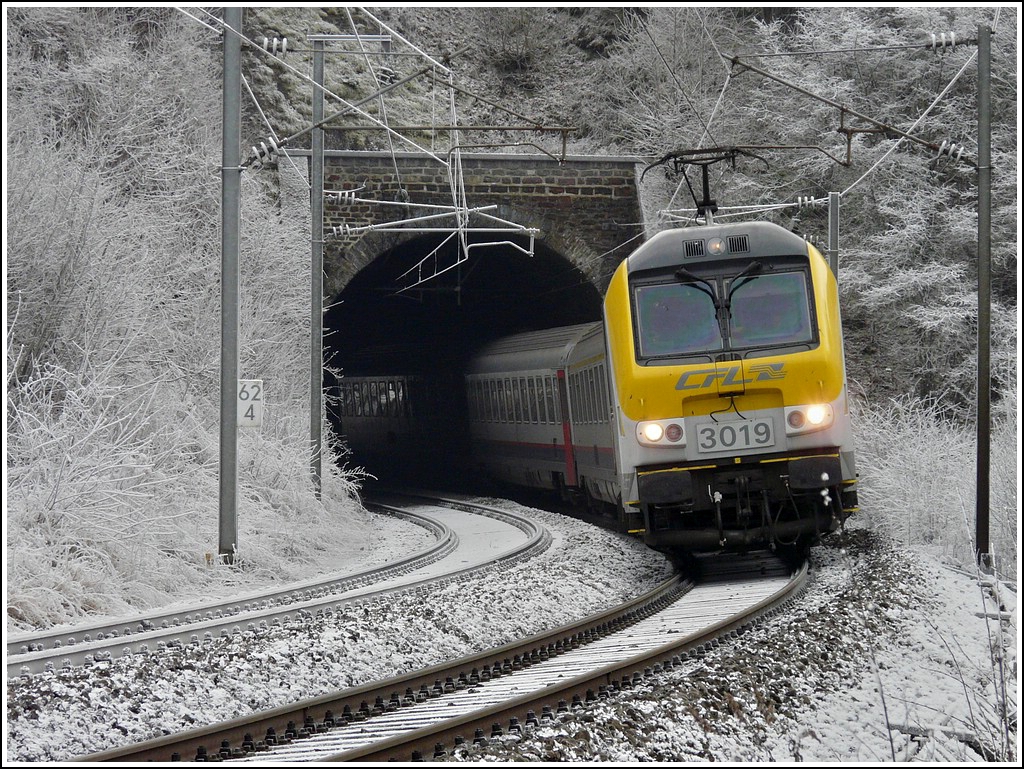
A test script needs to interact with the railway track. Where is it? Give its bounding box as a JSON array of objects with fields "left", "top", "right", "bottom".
[
  {"left": 79, "top": 549, "right": 805, "bottom": 763},
  {"left": 7, "top": 495, "right": 546, "bottom": 680}
]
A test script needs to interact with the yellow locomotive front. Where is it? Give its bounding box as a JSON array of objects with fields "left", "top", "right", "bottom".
[{"left": 604, "top": 222, "right": 857, "bottom": 551}]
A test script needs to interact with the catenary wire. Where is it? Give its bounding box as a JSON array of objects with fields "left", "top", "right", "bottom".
[{"left": 183, "top": 7, "right": 447, "bottom": 166}]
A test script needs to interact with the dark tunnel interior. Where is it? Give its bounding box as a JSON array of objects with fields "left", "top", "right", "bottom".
[{"left": 324, "top": 232, "right": 603, "bottom": 487}]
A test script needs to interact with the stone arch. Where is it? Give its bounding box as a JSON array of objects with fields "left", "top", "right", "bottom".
[{"left": 323, "top": 228, "right": 603, "bottom": 378}]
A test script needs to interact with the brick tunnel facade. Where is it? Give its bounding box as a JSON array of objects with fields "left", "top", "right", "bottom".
[{"left": 317, "top": 150, "right": 646, "bottom": 300}]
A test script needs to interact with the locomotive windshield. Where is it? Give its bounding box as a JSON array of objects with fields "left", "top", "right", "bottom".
[
  {"left": 727, "top": 271, "right": 813, "bottom": 349},
  {"left": 634, "top": 282, "right": 723, "bottom": 358},
  {"left": 632, "top": 266, "right": 815, "bottom": 362}
]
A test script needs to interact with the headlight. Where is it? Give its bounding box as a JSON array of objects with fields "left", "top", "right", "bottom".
[
  {"left": 806, "top": 404, "right": 829, "bottom": 425},
  {"left": 784, "top": 404, "right": 834, "bottom": 435},
  {"left": 637, "top": 420, "right": 686, "bottom": 447},
  {"left": 642, "top": 423, "right": 664, "bottom": 442}
]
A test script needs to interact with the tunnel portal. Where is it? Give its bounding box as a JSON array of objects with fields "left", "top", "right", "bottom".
[
  {"left": 314, "top": 150, "right": 643, "bottom": 486},
  {"left": 325, "top": 232, "right": 603, "bottom": 485}
]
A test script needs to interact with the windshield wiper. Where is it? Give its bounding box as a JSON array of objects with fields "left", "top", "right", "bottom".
[
  {"left": 725, "top": 260, "right": 763, "bottom": 308},
  {"left": 676, "top": 267, "right": 728, "bottom": 339},
  {"left": 675, "top": 267, "right": 719, "bottom": 306},
  {"left": 676, "top": 262, "right": 764, "bottom": 347}
]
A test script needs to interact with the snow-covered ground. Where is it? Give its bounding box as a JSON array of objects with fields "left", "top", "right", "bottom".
[
  {"left": 451, "top": 526, "right": 1018, "bottom": 763},
  {"left": 4, "top": 500, "right": 1017, "bottom": 764}
]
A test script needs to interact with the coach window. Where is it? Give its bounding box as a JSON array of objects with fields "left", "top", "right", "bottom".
[
  {"left": 583, "top": 372, "right": 592, "bottom": 423},
  {"left": 579, "top": 373, "right": 585, "bottom": 419},
  {"left": 582, "top": 373, "right": 591, "bottom": 423},
  {"left": 598, "top": 365, "right": 609, "bottom": 422},
  {"left": 588, "top": 369, "right": 598, "bottom": 423},
  {"left": 338, "top": 383, "right": 349, "bottom": 417},
  {"left": 589, "top": 370, "right": 598, "bottom": 423},
  {"left": 367, "top": 381, "right": 378, "bottom": 416},
  {"left": 578, "top": 374, "right": 586, "bottom": 421},
  {"left": 579, "top": 372, "right": 589, "bottom": 423}
]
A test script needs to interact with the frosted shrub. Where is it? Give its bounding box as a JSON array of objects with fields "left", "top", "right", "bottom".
[
  {"left": 853, "top": 395, "right": 1017, "bottom": 580},
  {"left": 5, "top": 9, "right": 372, "bottom": 630}
]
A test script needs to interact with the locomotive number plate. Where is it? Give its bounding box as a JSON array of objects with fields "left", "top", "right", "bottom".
[{"left": 695, "top": 418, "right": 775, "bottom": 453}]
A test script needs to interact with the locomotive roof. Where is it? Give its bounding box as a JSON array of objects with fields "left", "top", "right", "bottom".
[
  {"left": 466, "top": 322, "right": 602, "bottom": 374},
  {"left": 627, "top": 221, "right": 812, "bottom": 274}
]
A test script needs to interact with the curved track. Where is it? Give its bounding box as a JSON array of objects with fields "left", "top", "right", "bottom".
[
  {"left": 79, "top": 549, "right": 804, "bottom": 763},
  {"left": 7, "top": 495, "right": 546, "bottom": 680}
]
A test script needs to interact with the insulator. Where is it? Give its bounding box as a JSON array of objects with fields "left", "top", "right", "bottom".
[
  {"left": 929, "top": 31, "right": 957, "bottom": 52},
  {"left": 936, "top": 140, "right": 966, "bottom": 162},
  {"left": 262, "top": 36, "right": 288, "bottom": 57},
  {"left": 249, "top": 137, "right": 283, "bottom": 168},
  {"left": 327, "top": 189, "right": 359, "bottom": 205}
]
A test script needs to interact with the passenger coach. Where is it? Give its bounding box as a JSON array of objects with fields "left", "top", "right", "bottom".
[{"left": 464, "top": 323, "right": 620, "bottom": 516}]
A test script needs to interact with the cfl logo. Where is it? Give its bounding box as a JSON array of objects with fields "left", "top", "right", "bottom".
[{"left": 675, "top": 363, "right": 786, "bottom": 390}]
